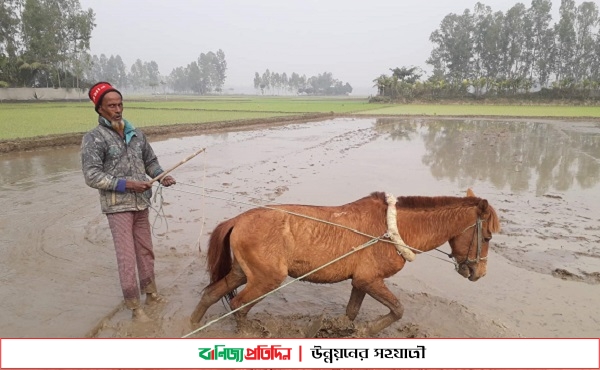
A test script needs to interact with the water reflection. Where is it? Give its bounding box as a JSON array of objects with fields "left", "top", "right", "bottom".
[
  {"left": 2, "top": 118, "right": 599, "bottom": 197},
  {"left": 0, "top": 131, "right": 232, "bottom": 190},
  {"left": 374, "top": 118, "right": 600, "bottom": 195},
  {"left": 0, "top": 147, "right": 81, "bottom": 190}
]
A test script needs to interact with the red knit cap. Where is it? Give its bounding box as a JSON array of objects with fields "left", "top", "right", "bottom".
[{"left": 88, "top": 82, "right": 122, "bottom": 112}]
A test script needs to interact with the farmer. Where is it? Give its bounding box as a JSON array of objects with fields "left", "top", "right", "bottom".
[{"left": 81, "top": 82, "right": 175, "bottom": 321}]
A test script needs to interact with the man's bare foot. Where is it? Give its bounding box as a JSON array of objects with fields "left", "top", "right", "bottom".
[
  {"left": 146, "top": 292, "right": 167, "bottom": 305},
  {"left": 132, "top": 308, "right": 151, "bottom": 322}
]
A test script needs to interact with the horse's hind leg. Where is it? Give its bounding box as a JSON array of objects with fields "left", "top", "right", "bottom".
[
  {"left": 360, "top": 279, "right": 404, "bottom": 336},
  {"left": 190, "top": 265, "right": 246, "bottom": 325},
  {"left": 228, "top": 272, "right": 287, "bottom": 327},
  {"left": 346, "top": 286, "right": 366, "bottom": 321}
]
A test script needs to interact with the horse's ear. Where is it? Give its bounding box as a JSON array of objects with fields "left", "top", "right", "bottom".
[
  {"left": 466, "top": 188, "right": 476, "bottom": 197},
  {"left": 477, "top": 199, "right": 488, "bottom": 212}
]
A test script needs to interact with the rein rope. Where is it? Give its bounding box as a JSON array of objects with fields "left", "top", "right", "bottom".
[
  {"left": 154, "top": 182, "right": 467, "bottom": 337},
  {"left": 157, "top": 181, "right": 457, "bottom": 264},
  {"left": 181, "top": 234, "right": 385, "bottom": 338}
]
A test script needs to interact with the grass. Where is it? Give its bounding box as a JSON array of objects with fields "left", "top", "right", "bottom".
[
  {"left": 357, "top": 104, "right": 600, "bottom": 117},
  {"left": 1, "top": 96, "right": 599, "bottom": 140},
  {"left": 126, "top": 97, "right": 375, "bottom": 114},
  {"left": 0, "top": 102, "right": 297, "bottom": 140}
]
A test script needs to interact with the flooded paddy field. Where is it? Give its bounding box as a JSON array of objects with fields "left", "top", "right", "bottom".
[{"left": 0, "top": 117, "right": 598, "bottom": 338}]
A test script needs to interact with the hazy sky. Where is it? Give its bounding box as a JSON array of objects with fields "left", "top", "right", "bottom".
[{"left": 79, "top": 0, "right": 562, "bottom": 93}]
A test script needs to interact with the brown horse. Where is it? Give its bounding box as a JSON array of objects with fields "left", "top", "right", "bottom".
[{"left": 191, "top": 189, "right": 501, "bottom": 335}]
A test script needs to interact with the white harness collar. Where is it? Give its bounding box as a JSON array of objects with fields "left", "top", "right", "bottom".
[{"left": 385, "top": 193, "right": 416, "bottom": 262}]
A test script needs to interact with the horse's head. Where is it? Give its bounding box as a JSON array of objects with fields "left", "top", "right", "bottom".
[{"left": 448, "top": 189, "right": 501, "bottom": 282}]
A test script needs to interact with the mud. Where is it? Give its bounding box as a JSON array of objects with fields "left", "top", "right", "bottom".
[{"left": 0, "top": 116, "right": 599, "bottom": 339}]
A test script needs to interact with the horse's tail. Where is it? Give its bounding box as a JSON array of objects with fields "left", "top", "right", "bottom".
[{"left": 206, "top": 217, "right": 237, "bottom": 304}]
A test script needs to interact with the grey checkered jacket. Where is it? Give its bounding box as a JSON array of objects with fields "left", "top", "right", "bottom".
[{"left": 81, "top": 117, "right": 164, "bottom": 214}]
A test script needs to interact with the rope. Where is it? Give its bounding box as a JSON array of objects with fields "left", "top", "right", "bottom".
[
  {"left": 160, "top": 182, "right": 456, "bottom": 265},
  {"left": 137, "top": 147, "right": 466, "bottom": 336},
  {"left": 193, "top": 155, "right": 208, "bottom": 252},
  {"left": 171, "top": 186, "right": 387, "bottom": 242},
  {"left": 151, "top": 182, "right": 457, "bottom": 336},
  {"left": 135, "top": 184, "right": 170, "bottom": 238},
  {"left": 181, "top": 234, "right": 385, "bottom": 338}
]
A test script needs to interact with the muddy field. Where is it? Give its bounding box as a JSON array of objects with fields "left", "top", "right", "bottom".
[{"left": 0, "top": 116, "right": 599, "bottom": 339}]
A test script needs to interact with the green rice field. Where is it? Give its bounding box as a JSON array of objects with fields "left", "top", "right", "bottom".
[
  {"left": 1, "top": 96, "right": 600, "bottom": 141},
  {"left": 358, "top": 104, "right": 600, "bottom": 117}
]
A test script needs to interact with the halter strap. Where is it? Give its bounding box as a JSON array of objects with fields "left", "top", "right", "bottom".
[{"left": 454, "top": 217, "right": 487, "bottom": 267}]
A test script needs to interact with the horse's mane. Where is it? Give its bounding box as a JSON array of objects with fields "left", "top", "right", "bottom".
[
  {"left": 368, "top": 191, "right": 481, "bottom": 209},
  {"left": 368, "top": 191, "right": 501, "bottom": 232}
]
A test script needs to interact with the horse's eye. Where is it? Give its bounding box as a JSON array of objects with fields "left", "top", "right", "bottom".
[{"left": 484, "top": 236, "right": 492, "bottom": 242}]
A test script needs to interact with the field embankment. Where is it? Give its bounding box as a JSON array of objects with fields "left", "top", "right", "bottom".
[{"left": 2, "top": 96, "right": 600, "bottom": 153}]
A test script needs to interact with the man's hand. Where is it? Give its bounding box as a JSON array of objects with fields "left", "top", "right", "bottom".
[
  {"left": 125, "top": 180, "right": 152, "bottom": 193},
  {"left": 160, "top": 175, "right": 176, "bottom": 187}
]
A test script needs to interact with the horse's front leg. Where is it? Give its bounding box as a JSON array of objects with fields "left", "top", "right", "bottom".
[
  {"left": 361, "top": 279, "right": 404, "bottom": 336},
  {"left": 346, "top": 286, "right": 366, "bottom": 321}
]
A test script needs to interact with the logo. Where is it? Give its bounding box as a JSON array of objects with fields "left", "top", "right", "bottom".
[{"left": 198, "top": 344, "right": 293, "bottom": 363}]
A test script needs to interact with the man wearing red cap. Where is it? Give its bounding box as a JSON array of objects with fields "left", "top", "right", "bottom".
[{"left": 81, "top": 82, "right": 175, "bottom": 321}]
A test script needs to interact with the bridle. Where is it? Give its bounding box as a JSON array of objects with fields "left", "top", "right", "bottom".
[{"left": 453, "top": 216, "right": 487, "bottom": 269}]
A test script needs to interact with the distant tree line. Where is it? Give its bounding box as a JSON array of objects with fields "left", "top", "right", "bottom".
[
  {"left": 87, "top": 55, "right": 161, "bottom": 91},
  {"left": 0, "top": 0, "right": 227, "bottom": 94},
  {"left": 84, "top": 50, "right": 227, "bottom": 94},
  {"left": 0, "top": 0, "right": 95, "bottom": 88},
  {"left": 254, "top": 70, "right": 352, "bottom": 95},
  {"left": 373, "top": 0, "right": 600, "bottom": 101},
  {"left": 168, "top": 50, "right": 227, "bottom": 94}
]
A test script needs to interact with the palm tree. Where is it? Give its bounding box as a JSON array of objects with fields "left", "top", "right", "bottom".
[{"left": 373, "top": 74, "right": 391, "bottom": 96}]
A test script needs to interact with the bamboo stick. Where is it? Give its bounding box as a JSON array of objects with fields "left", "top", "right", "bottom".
[{"left": 150, "top": 147, "right": 206, "bottom": 184}]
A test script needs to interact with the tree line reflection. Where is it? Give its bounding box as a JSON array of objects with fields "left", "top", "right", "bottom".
[{"left": 374, "top": 118, "right": 600, "bottom": 195}]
